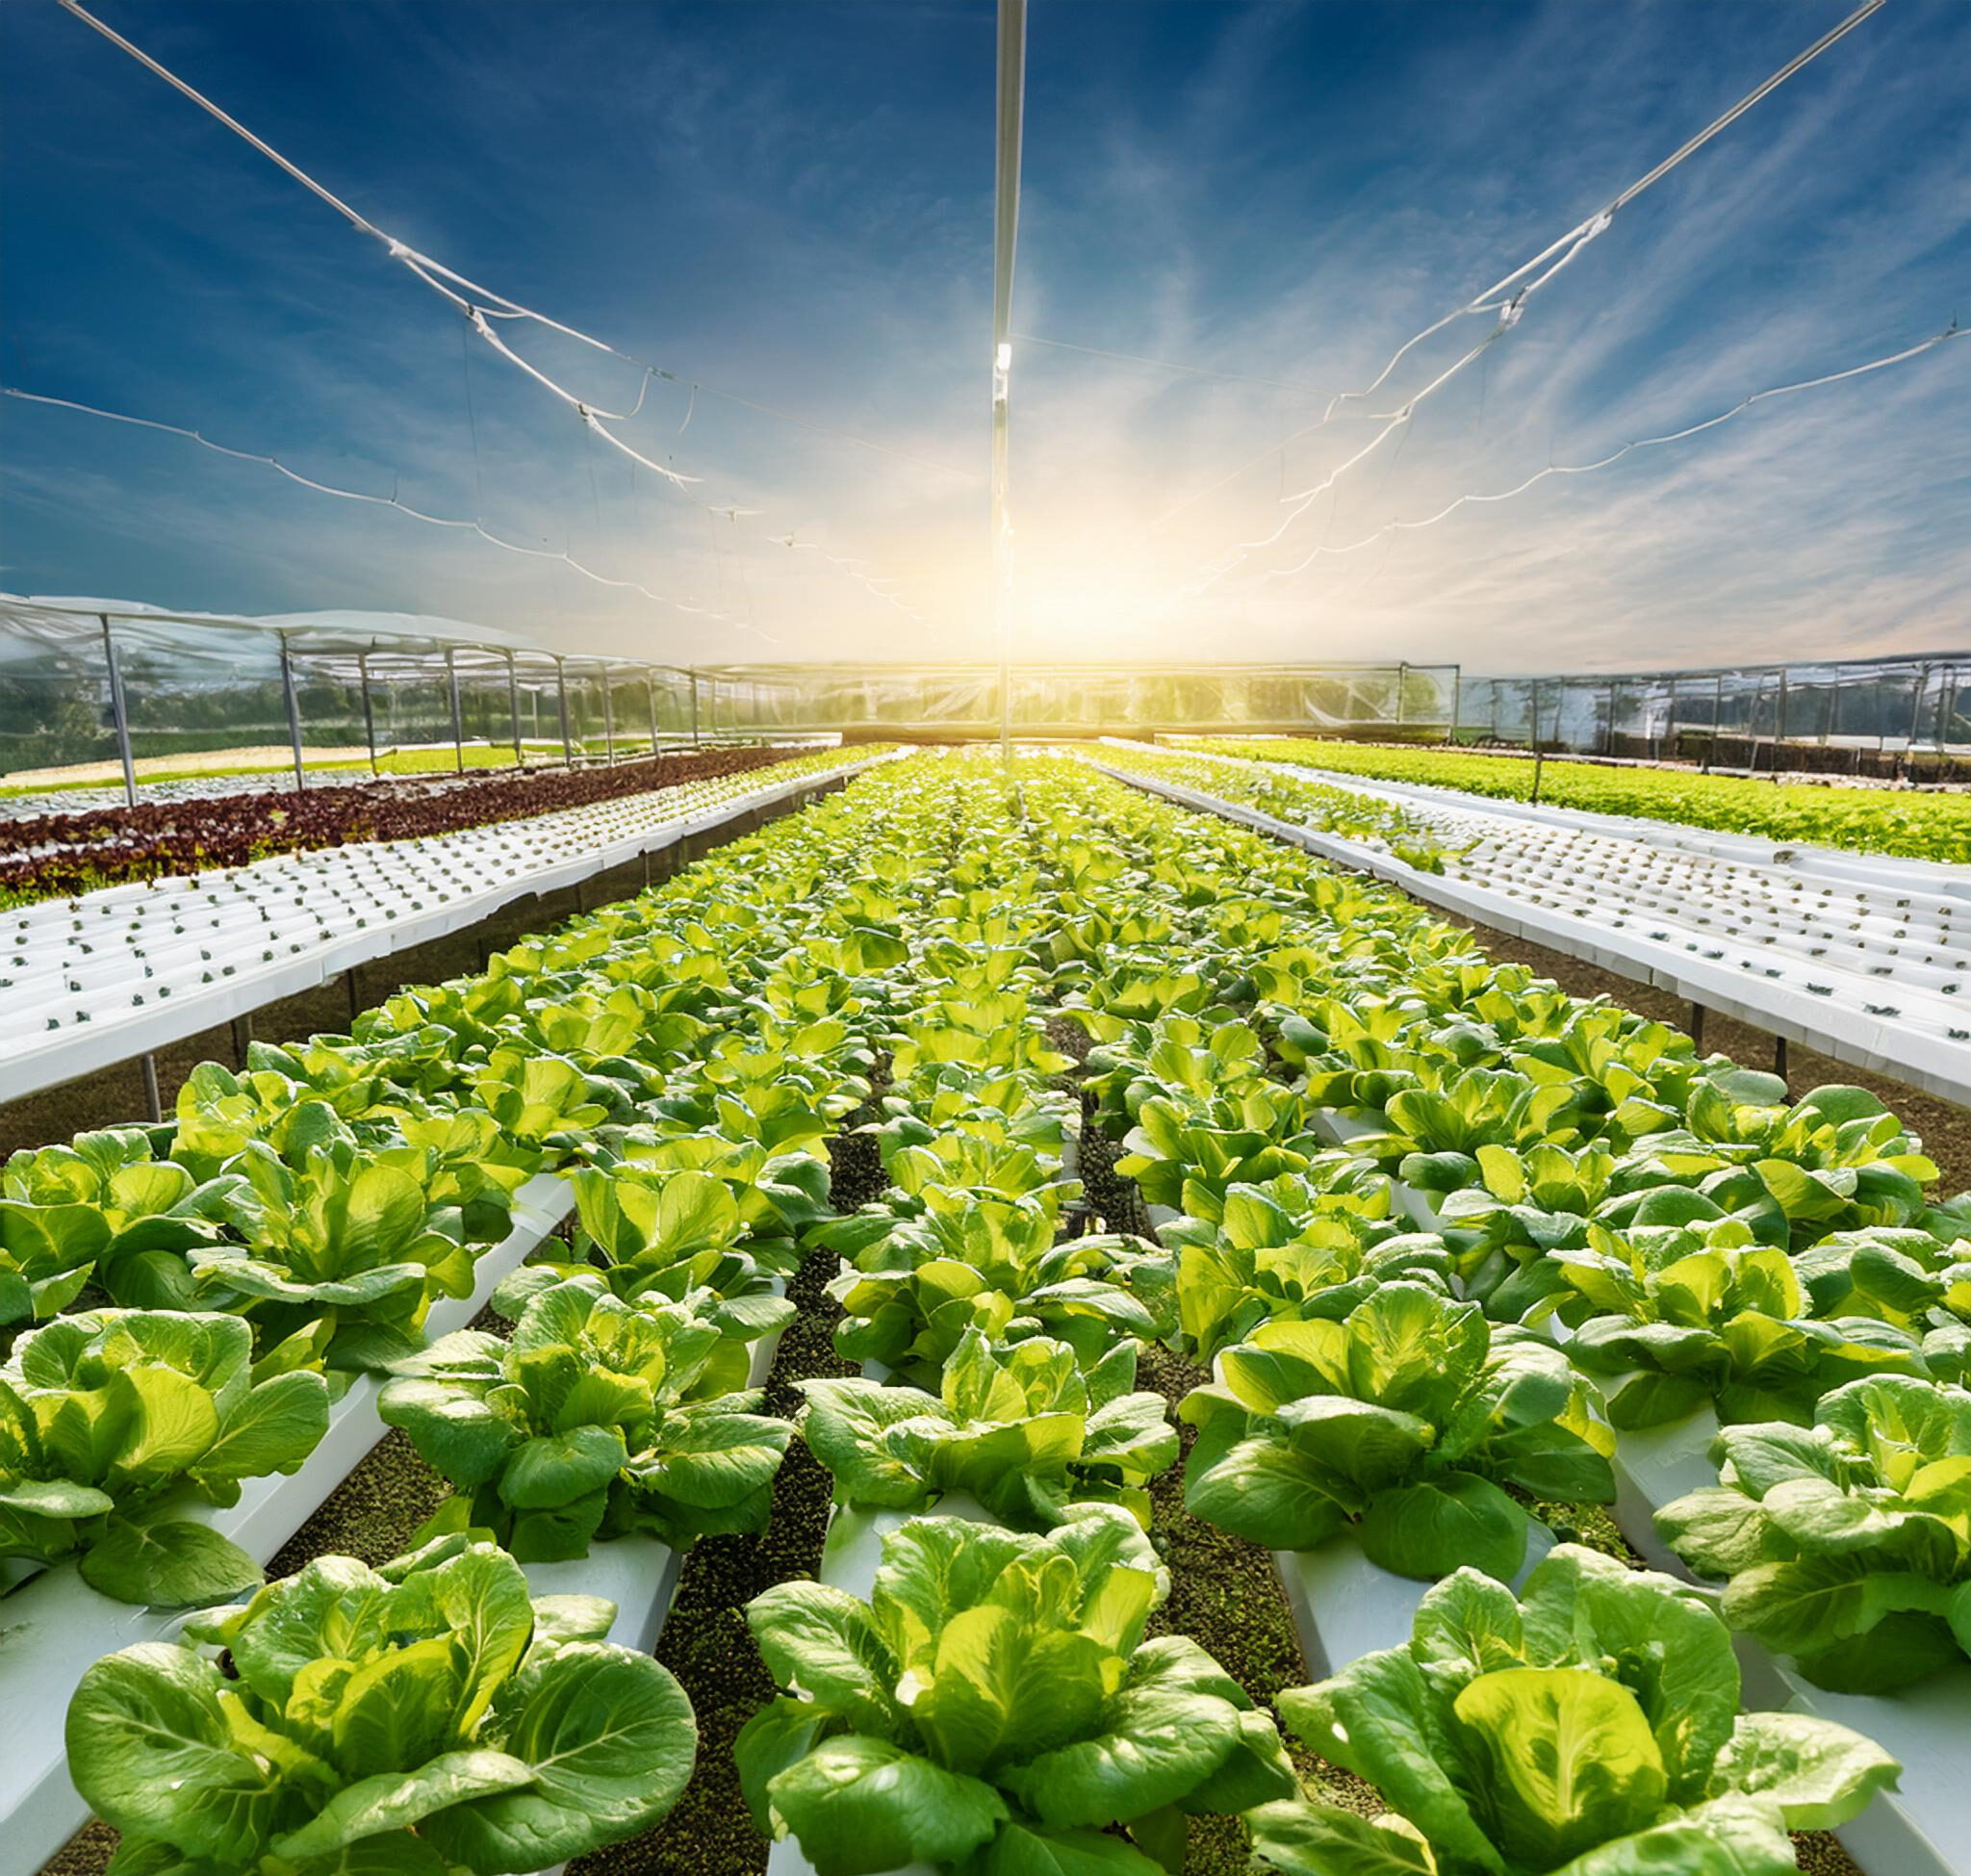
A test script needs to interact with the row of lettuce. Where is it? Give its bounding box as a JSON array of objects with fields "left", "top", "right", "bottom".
[
  {"left": 1090, "top": 739, "right": 1459, "bottom": 873},
  {"left": 1187, "top": 732, "right": 1971, "bottom": 864},
  {"left": 0, "top": 741, "right": 811, "bottom": 908},
  {"left": 0, "top": 752, "right": 1940, "bottom": 1874}
]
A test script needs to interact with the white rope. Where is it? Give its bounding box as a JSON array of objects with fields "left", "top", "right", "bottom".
[
  {"left": 1256, "top": 321, "right": 1964, "bottom": 582},
  {"left": 1, "top": 386, "right": 784, "bottom": 643},
  {"left": 1177, "top": 0, "right": 1886, "bottom": 579},
  {"left": 52, "top": 0, "right": 931, "bottom": 618}
]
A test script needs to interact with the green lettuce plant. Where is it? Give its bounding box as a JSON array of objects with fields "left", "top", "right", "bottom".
[
  {"left": 3, "top": 1126, "right": 250, "bottom": 1323},
  {"left": 1792, "top": 1221, "right": 1971, "bottom": 1378},
  {"left": 736, "top": 1506, "right": 1293, "bottom": 1875},
  {"left": 827, "top": 1205, "right": 1167, "bottom": 1385},
  {"left": 67, "top": 1535, "right": 695, "bottom": 1874},
  {"left": 1117, "top": 1089, "right": 1322, "bottom": 1212},
  {"left": 494, "top": 1163, "right": 802, "bottom": 1346},
  {"left": 799, "top": 1326, "right": 1176, "bottom": 1529},
  {"left": 1251, "top": 1544, "right": 1898, "bottom": 1876},
  {"left": 188, "top": 1147, "right": 477, "bottom": 1372},
  {"left": 1549, "top": 1221, "right": 1926, "bottom": 1428},
  {"left": 1657, "top": 1373, "right": 1971, "bottom": 1692},
  {"left": 1181, "top": 1284, "right": 1613, "bottom": 1580},
  {"left": 1159, "top": 1169, "right": 1446, "bottom": 1362},
  {"left": 1622, "top": 1082, "right": 1937, "bottom": 1243},
  {"left": 380, "top": 1275, "right": 789, "bottom": 1561},
  {"left": 0, "top": 1308, "right": 328, "bottom": 1605}
]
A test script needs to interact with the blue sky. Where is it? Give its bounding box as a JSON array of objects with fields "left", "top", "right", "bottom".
[{"left": 2, "top": 0, "right": 1965, "bottom": 673}]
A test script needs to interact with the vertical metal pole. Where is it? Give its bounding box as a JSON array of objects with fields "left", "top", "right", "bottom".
[
  {"left": 1446, "top": 665, "right": 1461, "bottom": 745},
  {"left": 140, "top": 1052, "right": 162, "bottom": 1124},
  {"left": 555, "top": 655, "right": 575, "bottom": 766},
  {"left": 645, "top": 664, "right": 661, "bottom": 758},
  {"left": 445, "top": 647, "right": 466, "bottom": 774},
  {"left": 358, "top": 652, "right": 379, "bottom": 775},
  {"left": 1394, "top": 661, "right": 1408, "bottom": 729},
  {"left": 1774, "top": 667, "right": 1788, "bottom": 778},
  {"left": 505, "top": 651, "right": 525, "bottom": 767},
  {"left": 602, "top": 662, "right": 617, "bottom": 764},
  {"left": 1900, "top": 664, "right": 1930, "bottom": 779},
  {"left": 99, "top": 615, "right": 138, "bottom": 808},
  {"left": 278, "top": 633, "right": 305, "bottom": 795},
  {"left": 1529, "top": 682, "right": 1545, "bottom": 806},
  {"left": 1664, "top": 674, "right": 1677, "bottom": 761},
  {"left": 689, "top": 669, "right": 702, "bottom": 746},
  {"left": 1705, "top": 672, "right": 1723, "bottom": 772},
  {"left": 1603, "top": 679, "right": 1617, "bottom": 757},
  {"left": 990, "top": 0, "right": 1027, "bottom": 773}
]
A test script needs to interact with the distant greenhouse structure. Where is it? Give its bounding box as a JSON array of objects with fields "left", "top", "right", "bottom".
[{"left": 2, "top": 595, "right": 1966, "bottom": 801}]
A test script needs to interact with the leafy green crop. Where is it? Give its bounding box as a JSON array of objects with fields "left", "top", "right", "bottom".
[
  {"left": 68, "top": 1535, "right": 695, "bottom": 1874},
  {"left": 1195, "top": 733, "right": 1971, "bottom": 864},
  {"left": 497, "top": 1163, "right": 806, "bottom": 1337},
  {"left": 827, "top": 1208, "right": 1168, "bottom": 1386},
  {"left": 1253, "top": 1543, "right": 1898, "bottom": 1876},
  {"left": 737, "top": 1506, "right": 1293, "bottom": 1875},
  {"left": 1162, "top": 1169, "right": 1450, "bottom": 1362},
  {"left": 1549, "top": 1220, "right": 1927, "bottom": 1428},
  {"left": 2, "top": 1126, "right": 249, "bottom": 1326},
  {"left": 1658, "top": 1373, "right": 1971, "bottom": 1692},
  {"left": 380, "top": 1274, "right": 789, "bottom": 1561},
  {"left": 1182, "top": 1285, "right": 1613, "bottom": 1580},
  {"left": 800, "top": 1325, "right": 1176, "bottom": 1529},
  {"left": 188, "top": 1147, "right": 480, "bottom": 1373},
  {"left": 0, "top": 1308, "right": 328, "bottom": 1605}
]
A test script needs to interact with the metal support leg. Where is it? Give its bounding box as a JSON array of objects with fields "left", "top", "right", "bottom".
[
  {"left": 231, "top": 1013, "right": 253, "bottom": 1068},
  {"left": 358, "top": 653, "right": 379, "bottom": 775},
  {"left": 279, "top": 634, "right": 306, "bottom": 795},
  {"left": 1774, "top": 1034, "right": 1789, "bottom": 1082},
  {"left": 1689, "top": 1002, "right": 1706, "bottom": 1051},
  {"left": 100, "top": 615, "right": 139, "bottom": 808},
  {"left": 506, "top": 651, "right": 525, "bottom": 767},
  {"left": 141, "top": 1052, "right": 163, "bottom": 1124},
  {"left": 344, "top": 967, "right": 362, "bottom": 1026},
  {"left": 446, "top": 648, "right": 466, "bottom": 775}
]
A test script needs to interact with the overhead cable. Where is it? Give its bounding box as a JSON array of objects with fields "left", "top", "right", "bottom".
[
  {"left": 0, "top": 385, "right": 783, "bottom": 642},
  {"left": 52, "top": 0, "right": 928, "bottom": 622},
  {"left": 1183, "top": 0, "right": 1886, "bottom": 586},
  {"left": 1256, "top": 320, "right": 1964, "bottom": 583}
]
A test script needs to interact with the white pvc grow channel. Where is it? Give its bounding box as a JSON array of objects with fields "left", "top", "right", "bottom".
[
  {"left": 0, "top": 754, "right": 892, "bottom": 1109},
  {"left": 1092, "top": 756, "right": 1971, "bottom": 1108},
  {"left": 763, "top": 1492, "right": 997, "bottom": 1876},
  {"left": 0, "top": 1170, "right": 574, "bottom": 1869},
  {"left": 4, "top": 1236, "right": 788, "bottom": 1873},
  {"left": 1141, "top": 1095, "right": 1957, "bottom": 1876}
]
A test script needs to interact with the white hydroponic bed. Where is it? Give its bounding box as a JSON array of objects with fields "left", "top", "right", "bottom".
[
  {"left": 0, "top": 1158, "right": 787, "bottom": 1873},
  {"left": 1095, "top": 751, "right": 1971, "bottom": 1107},
  {"left": 0, "top": 755, "right": 888, "bottom": 1109},
  {"left": 1261, "top": 1109, "right": 1968, "bottom": 1876}
]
